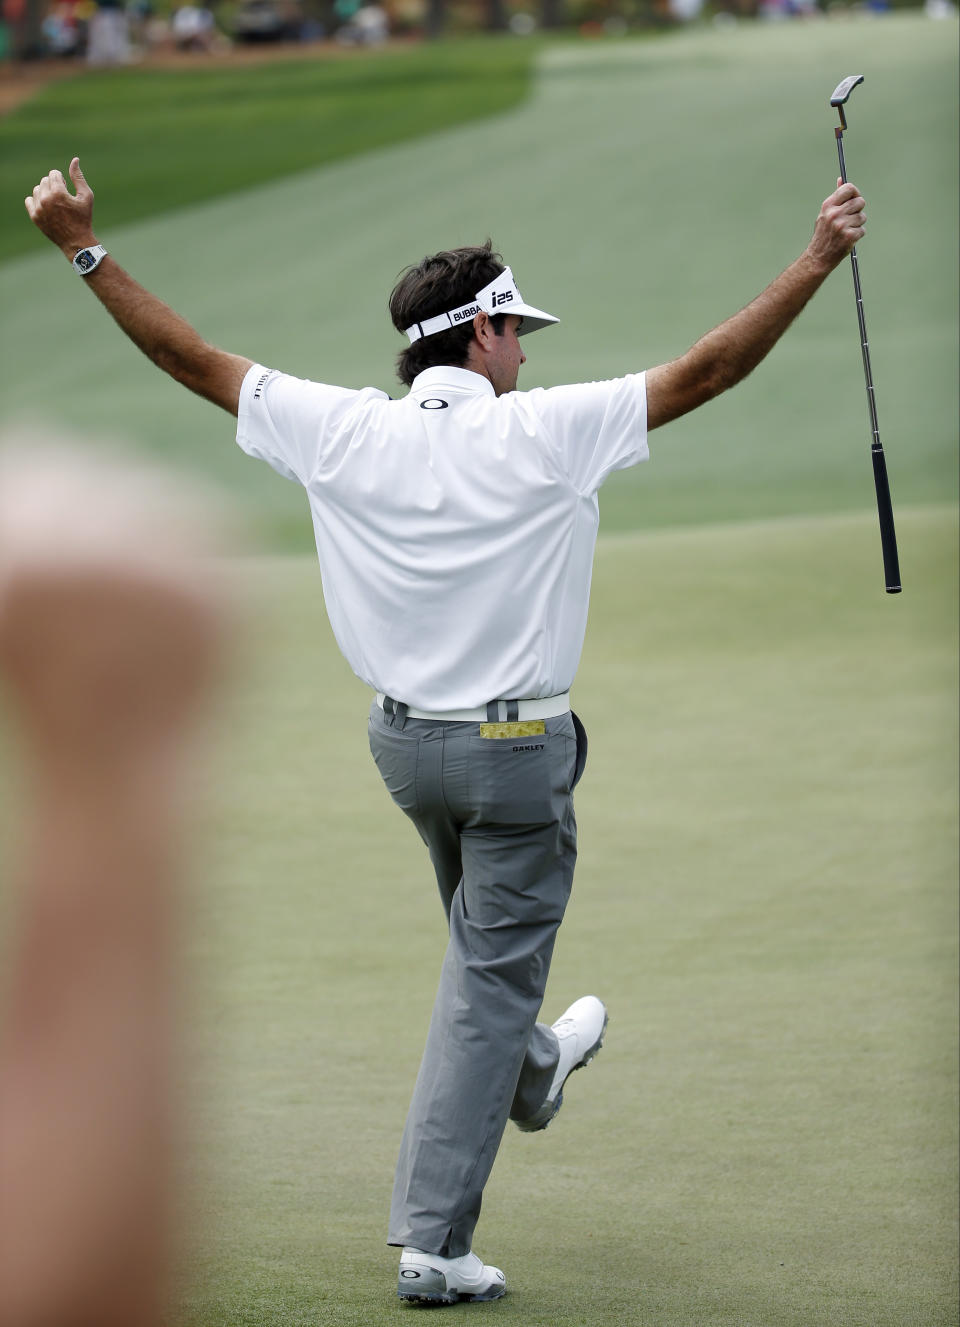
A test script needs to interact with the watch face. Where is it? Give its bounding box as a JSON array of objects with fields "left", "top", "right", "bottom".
[{"left": 75, "top": 249, "right": 96, "bottom": 272}]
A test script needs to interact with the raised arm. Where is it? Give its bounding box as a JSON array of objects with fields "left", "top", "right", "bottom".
[
  {"left": 25, "top": 158, "right": 252, "bottom": 417},
  {"left": 645, "top": 181, "right": 866, "bottom": 431}
]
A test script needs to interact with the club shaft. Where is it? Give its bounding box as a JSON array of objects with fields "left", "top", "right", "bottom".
[{"left": 834, "top": 128, "right": 902, "bottom": 593}]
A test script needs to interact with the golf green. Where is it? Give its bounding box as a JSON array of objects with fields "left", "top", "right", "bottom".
[{"left": 171, "top": 505, "right": 956, "bottom": 1327}]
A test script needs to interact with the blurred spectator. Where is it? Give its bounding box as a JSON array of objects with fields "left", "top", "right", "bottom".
[
  {"left": 171, "top": 0, "right": 219, "bottom": 49},
  {"left": 126, "top": 0, "right": 161, "bottom": 50},
  {"left": 668, "top": 0, "right": 703, "bottom": 19},
  {"left": 332, "top": 0, "right": 359, "bottom": 26},
  {"left": 335, "top": 0, "right": 387, "bottom": 42},
  {"left": 758, "top": 0, "right": 819, "bottom": 16},
  {"left": 42, "top": 0, "right": 84, "bottom": 52},
  {"left": 230, "top": 0, "right": 302, "bottom": 41},
  {"left": 143, "top": 7, "right": 174, "bottom": 49},
  {"left": 1, "top": 0, "right": 25, "bottom": 55},
  {"left": 85, "top": 0, "right": 131, "bottom": 62}
]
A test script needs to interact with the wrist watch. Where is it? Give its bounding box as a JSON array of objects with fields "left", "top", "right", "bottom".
[{"left": 72, "top": 244, "right": 108, "bottom": 276}]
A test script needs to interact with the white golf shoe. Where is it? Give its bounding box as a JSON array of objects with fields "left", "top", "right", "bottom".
[
  {"left": 514, "top": 995, "right": 608, "bottom": 1133},
  {"left": 397, "top": 1247, "right": 506, "bottom": 1305}
]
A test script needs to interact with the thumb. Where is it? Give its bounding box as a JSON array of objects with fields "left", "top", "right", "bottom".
[{"left": 70, "top": 156, "right": 92, "bottom": 200}]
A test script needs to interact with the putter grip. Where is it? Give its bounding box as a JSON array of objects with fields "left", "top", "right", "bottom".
[{"left": 871, "top": 446, "right": 902, "bottom": 593}]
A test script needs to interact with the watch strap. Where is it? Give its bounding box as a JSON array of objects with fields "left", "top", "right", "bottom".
[{"left": 72, "top": 244, "right": 108, "bottom": 276}]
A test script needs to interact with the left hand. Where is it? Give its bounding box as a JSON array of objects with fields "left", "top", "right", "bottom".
[
  {"left": 24, "top": 157, "right": 97, "bottom": 258},
  {"left": 806, "top": 179, "right": 866, "bottom": 272}
]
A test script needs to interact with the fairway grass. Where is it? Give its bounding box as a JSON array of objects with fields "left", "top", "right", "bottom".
[{"left": 131, "top": 505, "right": 960, "bottom": 1327}]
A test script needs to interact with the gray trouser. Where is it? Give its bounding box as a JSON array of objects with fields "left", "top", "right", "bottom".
[{"left": 368, "top": 700, "right": 587, "bottom": 1258}]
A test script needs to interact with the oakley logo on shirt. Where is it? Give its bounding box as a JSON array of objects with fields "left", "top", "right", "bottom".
[{"left": 419, "top": 399, "right": 449, "bottom": 411}]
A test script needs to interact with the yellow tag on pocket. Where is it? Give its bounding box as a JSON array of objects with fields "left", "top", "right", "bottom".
[{"left": 478, "top": 720, "right": 546, "bottom": 740}]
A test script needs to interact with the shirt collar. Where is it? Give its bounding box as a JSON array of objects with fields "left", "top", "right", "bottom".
[{"left": 409, "top": 365, "right": 495, "bottom": 398}]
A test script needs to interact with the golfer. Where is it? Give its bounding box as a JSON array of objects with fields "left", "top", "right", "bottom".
[{"left": 26, "top": 159, "right": 867, "bottom": 1306}]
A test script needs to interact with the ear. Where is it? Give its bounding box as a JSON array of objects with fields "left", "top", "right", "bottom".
[{"left": 472, "top": 311, "right": 496, "bottom": 354}]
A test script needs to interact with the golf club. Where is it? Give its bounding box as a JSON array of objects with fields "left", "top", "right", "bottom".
[{"left": 830, "top": 74, "right": 902, "bottom": 594}]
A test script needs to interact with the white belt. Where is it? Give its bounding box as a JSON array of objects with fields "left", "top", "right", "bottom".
[{"left": 375, "top": 692, "right": 570, "bottom": 722}]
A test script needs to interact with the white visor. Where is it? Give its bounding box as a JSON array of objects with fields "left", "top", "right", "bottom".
[{"left": 404, "top": 267, "right": 559, "bottom": 343}]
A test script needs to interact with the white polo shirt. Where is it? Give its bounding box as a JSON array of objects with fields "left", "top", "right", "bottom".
[{"left": 236, "top": 363, "right": 648, "bottom": 710}]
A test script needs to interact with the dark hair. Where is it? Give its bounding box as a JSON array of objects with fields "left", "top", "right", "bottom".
[{"left": 389, "top": 241, "right": 509, "bottom": 387}]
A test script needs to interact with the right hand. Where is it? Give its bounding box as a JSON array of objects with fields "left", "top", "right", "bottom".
[
  {"left": 806, "top": 179, "right": 866, "bottom": 272},
  {"left": 24, "top": 157, "right": 97, "bottom": 257}
]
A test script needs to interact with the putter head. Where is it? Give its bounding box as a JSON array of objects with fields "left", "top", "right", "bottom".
[{"left": 830, "top": 74, "right": 864, "bottom": 107}]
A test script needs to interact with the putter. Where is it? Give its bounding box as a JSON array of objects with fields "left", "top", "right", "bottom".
[{"left": 830, "top": 74, "right": 901, "bottom": 593}]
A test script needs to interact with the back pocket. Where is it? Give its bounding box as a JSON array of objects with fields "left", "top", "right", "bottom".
[{"left": 466, "top": 732, "right": 575, "bottom": 826}]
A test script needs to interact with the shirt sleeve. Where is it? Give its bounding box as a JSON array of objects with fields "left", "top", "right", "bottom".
[
  {"left": 236, "top": 364, "right": 382, "bottom": 487},
  {"left": 529, "top": 372, "right": 648, "bottom": 496}
]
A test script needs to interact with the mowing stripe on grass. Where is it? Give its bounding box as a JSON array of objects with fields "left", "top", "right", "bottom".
[
  {"left": 0, "top": 37, "right": 540, "bottom": 264},
  {"left": 1, "top": 18, "right": 955, "bottom": 548}
]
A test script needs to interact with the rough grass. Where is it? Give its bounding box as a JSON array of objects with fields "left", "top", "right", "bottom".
[{"left": 0, "top": 37, "right": 540, "bottom": 262}]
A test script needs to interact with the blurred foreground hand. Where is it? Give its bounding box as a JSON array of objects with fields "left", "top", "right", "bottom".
[{"left": 0, "top": 439, "right": 231, "bottom": 1327}]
